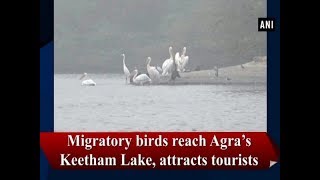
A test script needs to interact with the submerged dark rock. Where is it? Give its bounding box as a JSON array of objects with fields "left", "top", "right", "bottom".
[{"left": 171, "top": 70, "right": 180, "bottom": 80}]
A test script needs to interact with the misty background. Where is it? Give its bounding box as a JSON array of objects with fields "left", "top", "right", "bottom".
[{"left": 54, "top": 0, "right": 266, "bottom": 74}]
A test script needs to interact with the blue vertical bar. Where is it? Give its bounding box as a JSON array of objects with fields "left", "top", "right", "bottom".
[
  {"left": 267, "top": 0, "right": 281, "bottom": 147},
  {"left": 40, "top": 42, "right": 53, "bottom": 180}
]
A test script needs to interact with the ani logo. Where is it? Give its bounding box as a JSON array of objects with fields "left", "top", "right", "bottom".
[{"left": 258, "top": 18, "right": 276, "bottom": 31}]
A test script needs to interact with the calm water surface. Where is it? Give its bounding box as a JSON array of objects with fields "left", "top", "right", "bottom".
[{"left": 54, "top": 74, "right": 266, "bottom": 132}]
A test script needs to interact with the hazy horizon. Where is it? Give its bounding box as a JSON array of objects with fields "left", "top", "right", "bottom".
[{"left": 54, "top": 0, "right": 266, "bottom": 74}]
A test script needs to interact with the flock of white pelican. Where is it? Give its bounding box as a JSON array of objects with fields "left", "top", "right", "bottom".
[{"left": 79, "top": 46, "right": 189, "bottom": 86}]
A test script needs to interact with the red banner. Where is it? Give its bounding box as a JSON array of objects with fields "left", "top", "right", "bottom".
[{"left": 40, "top": 132, "right": 279, "bottom": 170}]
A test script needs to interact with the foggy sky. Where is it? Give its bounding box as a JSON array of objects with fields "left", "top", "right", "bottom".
[{"left": 54, "top": 0, "right": 266, "bottom": 73}]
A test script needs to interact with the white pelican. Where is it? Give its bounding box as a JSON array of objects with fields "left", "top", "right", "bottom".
[
  {"left": 174, "top": 52, "right": 181, "bottom": 71},
  {"left": 79, "top": 73, "right": 96, "bottom": 86},
  {"left": 175, "top": 52, "right": 181, "bottom": 63},
  {"left": 122, "top": 54, "right": 130, "bottom": 84},
  {"left": 156, "top": 64, "right": 163, "bottom": 74},
  {"left": 170, "top": 55, "right": 181, "bottom": 80},
  {"left": 132, "top": 69, "right": 151, "bottom": 85},
  {"left": 146, "top": 57, "right": 160, "bottom": 84},
  {"left": 174, "top": 51, "right": 183, "bottom": 72},
  {"left": 162, "top": 46, "right": 174, "bottom": 76},
  {"left": 180, "top": 47, "right": 189, "bottom": 72},
  {"left": 129, "top": 67, "right": 137, "bottom": 84},
  {"left": 129, "top": 67, "right": 150, "bottom": 84}
]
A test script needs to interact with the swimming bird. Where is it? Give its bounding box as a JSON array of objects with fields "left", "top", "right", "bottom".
[
  {"left": 79, "top": 73, "right": 96, "bottom": 86},
  {"left": 122, "top": 54, "right": 130, "bottom": 84},
  {"left": 129, "top": 67, "right": 150, "bottom": 84},
  {"left": 146, "top": 57, "right": 160, "bottom": 84},
  {"left": 129, "top": 67, "right": 138, "bottom": 84},
  {"left": 162, "top": 46, "right": 174, "bottom": 76},
  {"left": 132, "top": 69, "right": 151, "bottom": 85}
]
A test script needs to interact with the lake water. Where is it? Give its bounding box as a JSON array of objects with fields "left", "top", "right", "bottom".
[{"left": 54, "top": 74, "right": 266, "bottom": 132}]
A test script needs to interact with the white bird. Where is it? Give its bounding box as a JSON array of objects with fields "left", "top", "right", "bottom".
[
  {"left": 79, "top": 73, "right": 96, "bottom": 86},
  {"left": 175, "top": 52, "right": 180, "bottom": 62},
  {"left": 128, "top": 67, "right": 137, "bottom": 84},
  {"left": 162, "top": 46, "right": 174, "bottom": 76},
  {"left": 175, "top": 51, "right": 185, "bottom": 72},
  {"left": 122, "top": 54, "right": 130, "bottom": 84},
  {"left": 146, "top": 57, "right": 160, "bottom": 84},
  {"left": 132, "top": 69, "right": 151, "bottom": 85},
  {"left": 180, "top": 47, "right": 189, "bottom": 72},
  {"left": 156, "top": 65, "right": 163, "bottom": 74}
]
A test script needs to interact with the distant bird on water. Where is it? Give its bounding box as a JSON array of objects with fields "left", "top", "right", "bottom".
[
  {"left": 79, "top": 73, "right": 96, "bottom": 86},
  {"left": 132, "top": 69, "right": 151, "bottom": 85},
  {"left": 129, "top": 67, "right": 150, "bottom": 84}
]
